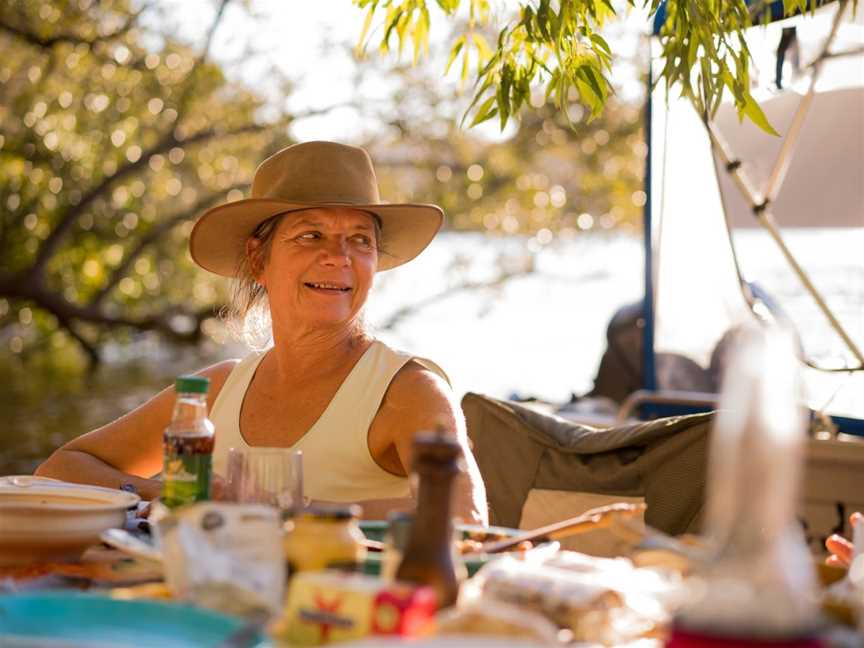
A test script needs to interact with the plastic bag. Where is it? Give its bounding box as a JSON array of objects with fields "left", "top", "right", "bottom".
[{"left": 155, "top": 501, "right": 284, "bottom": 618}]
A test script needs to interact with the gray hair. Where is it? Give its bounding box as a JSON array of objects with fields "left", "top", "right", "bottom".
[{"left": 221, "top": 210, "right": 384, "bottom": 350}]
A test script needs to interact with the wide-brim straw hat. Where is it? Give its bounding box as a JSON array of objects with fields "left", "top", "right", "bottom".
[{"left": 190, "top": 141, "right": 444, "bottom": 275}]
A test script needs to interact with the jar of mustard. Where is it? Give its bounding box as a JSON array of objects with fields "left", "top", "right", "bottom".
[{"left": 283, "top": 504, "right": 367, "bottom": 578}]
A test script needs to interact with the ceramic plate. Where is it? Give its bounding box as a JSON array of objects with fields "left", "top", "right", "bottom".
[
  {"left": 0, "top": 479, "right": 140, "bottom": 566},
  {"left": 0, "top": 593, "right": 268, "bottom": 648}
]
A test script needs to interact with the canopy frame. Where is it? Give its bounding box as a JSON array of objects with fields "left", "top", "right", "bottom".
[
  {"left": 703, "top": 0, "right": 864, "bottom": 371},
  {"left": 639, "top": 0, "right": 864, "bottom": 435}
]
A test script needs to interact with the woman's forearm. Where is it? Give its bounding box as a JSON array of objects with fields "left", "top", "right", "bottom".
[
  {"left": 453, "top": 468, "right": 489, "bottom": 526},
  {"left": 35, "top": 449, "right": 162, "bottom": 500}
]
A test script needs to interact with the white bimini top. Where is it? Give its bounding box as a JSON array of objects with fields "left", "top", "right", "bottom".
[{"left": 209, "top": 341, "right": 448, "bottom": 502}]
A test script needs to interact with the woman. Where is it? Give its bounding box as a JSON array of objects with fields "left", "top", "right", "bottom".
[{"left": 36, "top": 141, "right": 488, "bottom": 524}]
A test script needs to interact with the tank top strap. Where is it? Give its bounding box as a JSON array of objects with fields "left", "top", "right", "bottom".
[
  {"left": 210, "top": 350, "right": 266, "bottom": 476},
  {"left": 314, "top": 342, "right": 449, "bottom": 434}
]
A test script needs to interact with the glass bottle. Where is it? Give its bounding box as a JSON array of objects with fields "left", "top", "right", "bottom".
[
  {"left": 395, "top": 430, "right": 463, "bottom": 609},
  {"left": 668, "top": 326, "right": 823, "bottom": 647},
  {"left": 282, "top": 504, "right": 366, "bottom": 578},
  {"left": 382, "top": 511, "right": 415, "bottom": 581},
  {"left": 161, "top": 375, "right": 215, "bottom": 509}
]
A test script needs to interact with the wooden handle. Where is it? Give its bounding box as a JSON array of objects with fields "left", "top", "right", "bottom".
[{"left": 480, "top": 502, "right": 646, "bottom": 554}]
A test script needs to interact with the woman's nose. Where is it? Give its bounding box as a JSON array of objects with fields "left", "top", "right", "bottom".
[{"left": 319, "top": 238, "right": 351, "bottom": 265}]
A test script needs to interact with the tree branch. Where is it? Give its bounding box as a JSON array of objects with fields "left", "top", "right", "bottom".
[
  {"left": 199, "top": 0, "right": 231, "bottom": 62},
  {"left": 27, "top": 0, "right": 242, "bottom": 281},
  {"left": 170, "top": 0, "right": 232, "bottom": 114},
  {"left": 291, "top": 101, "right": 365, "bottom": 120},
  {"left": 0, "top": 274, "right": 223, "bottom": 365},
  {"left": 0, "top": 4, "right": 148, "bottom": 50},
  {"left": 55, "top": 313, "right": 101, "bottom": 366},
  {"left": 88, "top": 183, "right": 247, "bottom": 307},
  {"left": 378, "top": 266, "right": 535, "bottom": 330},
  {"left": 28, "top": 122, "right": 266, "bottom": 280}
]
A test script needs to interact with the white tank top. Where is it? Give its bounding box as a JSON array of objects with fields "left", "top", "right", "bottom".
[{"left": 209, "top": 341, "right": 448, "bottom": 502}]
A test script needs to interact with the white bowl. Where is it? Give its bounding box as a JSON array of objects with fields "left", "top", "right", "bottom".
[{"left": 0, "top": 476, "right": 140, "bottom": 566}]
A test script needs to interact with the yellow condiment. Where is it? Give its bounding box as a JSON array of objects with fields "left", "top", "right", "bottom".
[{"left": 283, "top": 504, "right": 367, "bottom": 578}]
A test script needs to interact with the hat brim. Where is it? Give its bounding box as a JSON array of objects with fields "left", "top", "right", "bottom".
[{"left": 189, "top": 198, "right": 444, "bottom": 276}]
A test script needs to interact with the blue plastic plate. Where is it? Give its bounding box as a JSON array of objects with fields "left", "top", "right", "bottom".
[{"left": 0, "top": 592, "right": 269, "bottom": 647}]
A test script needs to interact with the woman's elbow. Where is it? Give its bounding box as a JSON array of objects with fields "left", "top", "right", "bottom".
[
  {"left": 34, "top": 448, "right": 82, "bottom": 480},
  {"left": 34, "top": 453, "right": 57, "bottom": 478}
]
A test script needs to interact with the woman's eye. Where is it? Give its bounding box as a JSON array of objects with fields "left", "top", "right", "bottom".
[
  {"left": 352, "top": 235, "right": 373, "bottom": 247},
  {"left": 297, "top": 232, "right": 320, "bottom": 240}
]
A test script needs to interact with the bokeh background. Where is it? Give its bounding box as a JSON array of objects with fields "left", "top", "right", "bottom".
[{"left": 0, "top": 0, "right": 660, "bottom": 473}]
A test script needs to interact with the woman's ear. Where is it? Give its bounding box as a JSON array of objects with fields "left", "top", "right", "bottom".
[{"left": 246, "top": 237, "right": 265, "bottom": 285}]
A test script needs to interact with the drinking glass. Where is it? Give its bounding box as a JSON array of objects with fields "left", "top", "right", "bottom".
[{"left": 225, "top": 447, "right": 304, "bottom": 515}]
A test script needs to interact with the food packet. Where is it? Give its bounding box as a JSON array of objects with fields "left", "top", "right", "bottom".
[
  {"left": 469, "top": 556, "right": 623, "bottom": 644},
  {"left": 469, "top": 552, "right": 682, "bottom": 645},
  {"left": 543, "top": 550, "right": 683, "bottom": 639},
  {"left": 272, "top": 570, "right": 436, "bottom": 646},
  {"left": 436, "top": 599, "right": 563, "bottom": 645},
  {"left": 155, "top": 502, "right": 284, "bottom": 618}
]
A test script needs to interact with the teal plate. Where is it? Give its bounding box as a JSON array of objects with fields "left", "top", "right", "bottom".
[{"left": 0, "top": 592, "right": 269, "bottom": 647}]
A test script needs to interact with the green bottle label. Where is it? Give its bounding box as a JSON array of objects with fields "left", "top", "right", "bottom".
[{"left": 162, "top": 452, "right": 212, "bottom": 509}]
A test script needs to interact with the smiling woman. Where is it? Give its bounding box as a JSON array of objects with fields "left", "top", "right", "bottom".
[
  {"left": 35, "top": 141, "right": 489, "bottom": 525},
  {"left": 247, "top": 208, "right": 379, "bottom": 342}
]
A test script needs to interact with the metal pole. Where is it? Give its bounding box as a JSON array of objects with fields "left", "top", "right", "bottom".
[
  {"left": 643, "top": 55, "right": 657, "bottom": 393},
  {"left": 704, "top": 121, "right": 864, "bottom": 367},
  {"left": 762, "top": 0, "right": 848, "bottom": 204}
]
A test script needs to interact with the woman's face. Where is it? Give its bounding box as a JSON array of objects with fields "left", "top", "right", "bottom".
[{"left": 253, "top": 207, "right": 379, "bottom": 331}]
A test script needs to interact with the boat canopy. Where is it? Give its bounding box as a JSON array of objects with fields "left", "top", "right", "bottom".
[
  {"left": 637, "top": 0, "right": 864, "bottom": 433},
  {"left": 652, "top": 0, "right": 840, "bottom": 35}
]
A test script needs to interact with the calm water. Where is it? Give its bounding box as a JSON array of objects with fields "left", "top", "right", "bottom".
[
  {"left": 0, "top": 232, "right": 643, "bottom": 475},
  {"left": 2, "top": 228, "right": 861, "bottom": 474}
]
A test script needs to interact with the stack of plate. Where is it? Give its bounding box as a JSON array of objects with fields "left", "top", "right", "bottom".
[{"left": 0, "top": 475, "right": 139, "bottom": 566}]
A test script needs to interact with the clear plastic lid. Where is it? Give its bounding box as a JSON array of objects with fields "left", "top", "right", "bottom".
[{"left": 677, "top": 325, "right": 821, "bottom": 637}]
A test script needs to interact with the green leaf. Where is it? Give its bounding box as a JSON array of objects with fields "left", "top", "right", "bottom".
[
  {"left": 588, "top": 33, "right": 611, "bottom": 57},
  {"left": 578, "top": 64, "right": 606, "bottom": 104},
  {"left": 471, "top": 32, "right": 492, "bottom": 62},
  {"left": 469, "top": 95, "right": 498, "bottom": 126},
  {"left": 444, "top": 36, "right": 466, "bottom": 75},
  {"left": 521, "top": 6, "right": 536, "bottom": 41},
  {"left": 741, "top": 93, "right": 780, "bottom": 136},
  {"left": 461, "top": 36, "right": 470, "bottom": 82},
  {"left": 460, "top": 75, "right": 494, "bottom": 127},
  {"left": 380, "top": 6, "right": 402, "bottom": 54},
  {"left": 537, "top": 0, "right": 551, "bottom": 41},
  {"left": 355, "top": 2, "right": 378, "bottom": 58},
  {"left": 435, "top": 0, "right": 460, "bottom": 13},
  {"left": 411, "top": 8, "right": 430, "bottom": 65}
]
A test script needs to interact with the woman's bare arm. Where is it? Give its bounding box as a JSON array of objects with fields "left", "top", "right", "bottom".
[
  {"left": 369, "top": 362, "right": 489, "bottom": 526},
  {"left": 35, "top": 360, "right": 237, "bottom": 498}
]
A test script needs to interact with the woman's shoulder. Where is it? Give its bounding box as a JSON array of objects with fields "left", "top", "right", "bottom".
[
  {"left": 383, "top": 359, "right": 455, "bottom": 416},
  {"left": 195, "top": 358, "right": 243, "bottom": 406},
  {"left": 371, "top": 358, "right": 460, "bottom": 446},
  {"left": 373, "top": 340, "right": 450, "bottom": 386}
]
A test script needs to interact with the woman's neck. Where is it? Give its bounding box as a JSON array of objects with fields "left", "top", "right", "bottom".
[{"left": 266, "top": 323, "right": 373, "bottom": 387}]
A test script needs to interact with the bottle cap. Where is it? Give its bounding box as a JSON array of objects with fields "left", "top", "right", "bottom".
[
  {"left": 302, "top": 503, "right": 361, "bottom": 521},
  {"left": 175, "top": 375, "right": 210, "bottom": 394},
  {"left": 412, "top": 431, "right": 461, "bottom": 464}
]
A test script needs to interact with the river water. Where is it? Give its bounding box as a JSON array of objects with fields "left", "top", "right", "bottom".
[{"left": 2, "top": 228, "right": 861, "bottom": 474}]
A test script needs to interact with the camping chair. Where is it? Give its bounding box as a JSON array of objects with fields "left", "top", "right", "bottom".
[{"left": 462, "top": 392, "right": 712, "bottom": 555}]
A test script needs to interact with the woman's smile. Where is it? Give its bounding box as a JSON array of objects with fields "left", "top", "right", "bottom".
[{"left": 303, "top": 280, "right": 353, "bottom": 294}]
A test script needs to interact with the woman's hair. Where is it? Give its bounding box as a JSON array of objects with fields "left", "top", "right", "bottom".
[{"left": 221, "top": 210, "right": 383, "bottom": 350}]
